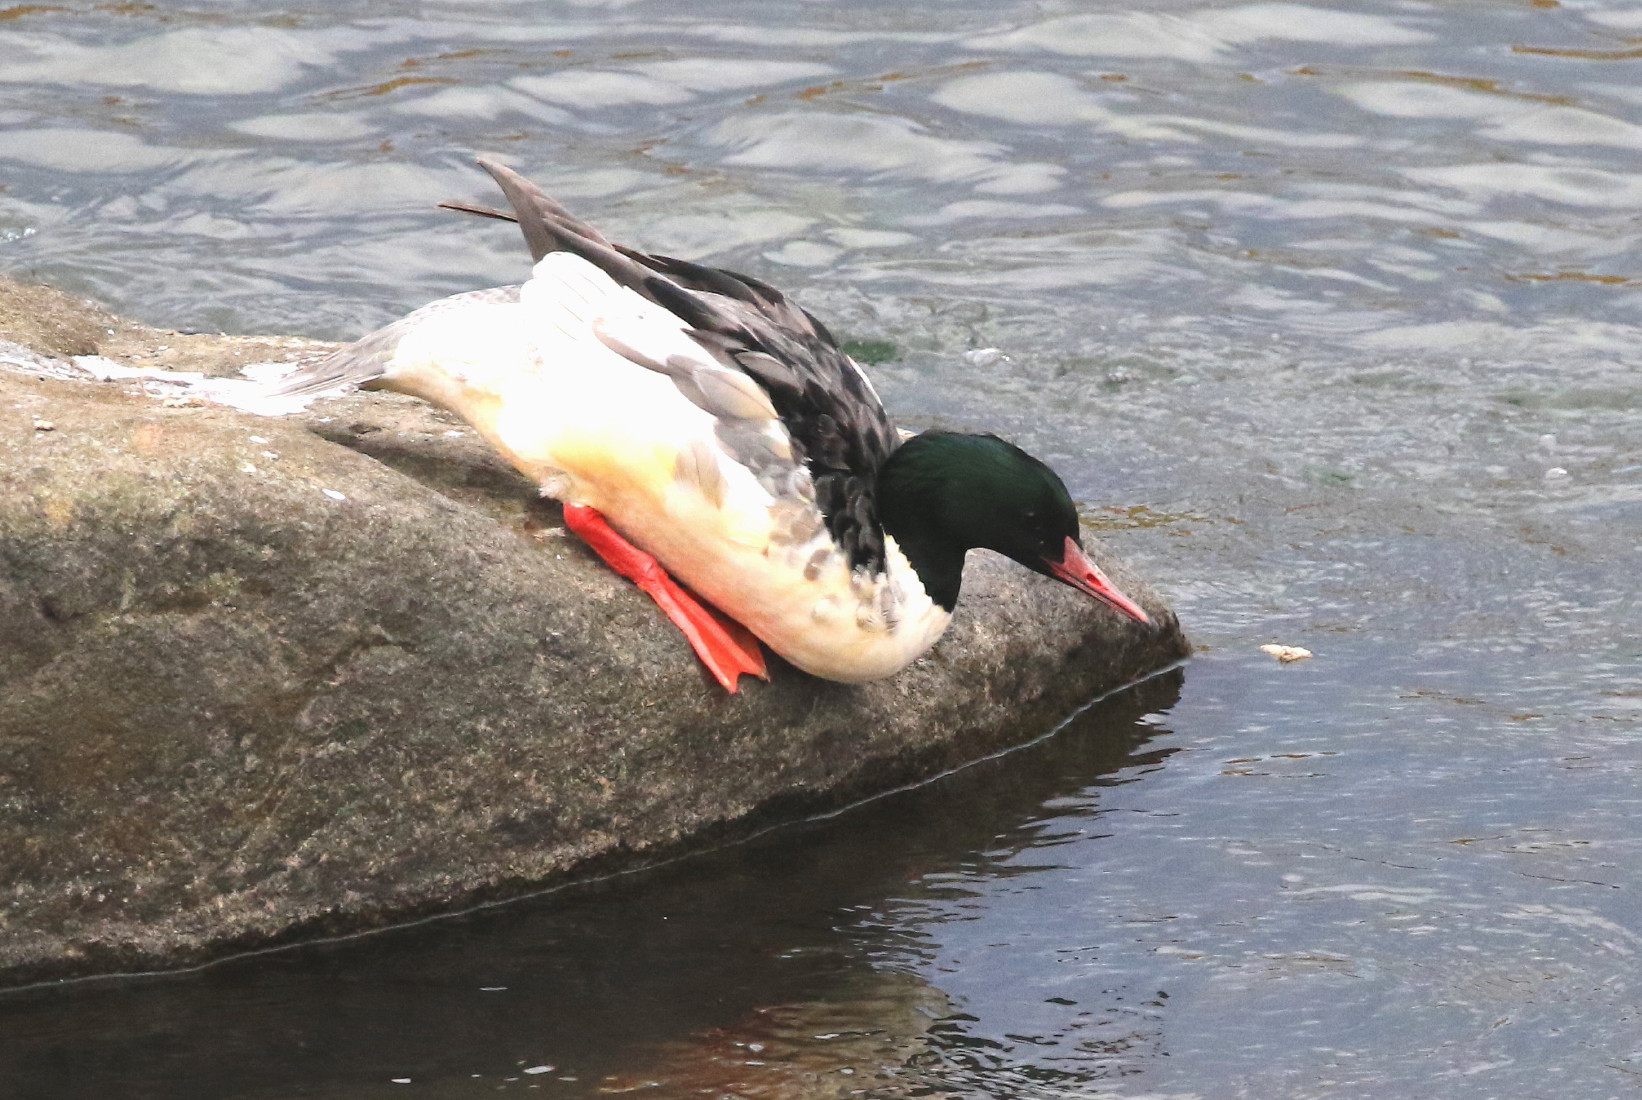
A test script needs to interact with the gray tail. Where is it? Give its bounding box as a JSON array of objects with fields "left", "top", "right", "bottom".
[
  {"left": 195, "top": 344, "right": 387, "bottom": 416},
  {"left": 194, "top": 318, "right": 406, "bottom": 417}
]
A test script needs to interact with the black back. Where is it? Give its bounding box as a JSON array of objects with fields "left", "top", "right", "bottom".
[{"left": 452, "top": 159, "right": 901, "bottom": 575}]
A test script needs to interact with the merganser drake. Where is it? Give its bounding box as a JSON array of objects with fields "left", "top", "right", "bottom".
[{"left": 236, "top": 159, "right": 1150, "bottom": 690}]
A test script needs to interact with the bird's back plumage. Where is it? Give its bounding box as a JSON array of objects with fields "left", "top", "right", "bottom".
[{"left": 446, "top": 161, "right": 903, "bottom": 574}]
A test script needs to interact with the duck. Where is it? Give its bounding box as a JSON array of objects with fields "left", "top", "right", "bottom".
[{"left": 226, "top": 158, "right": 1150, "bottom": 691}]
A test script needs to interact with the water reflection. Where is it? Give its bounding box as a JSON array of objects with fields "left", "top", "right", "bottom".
[{"left": 0, "top": 673, "right": 1183, "bottom": 1099}]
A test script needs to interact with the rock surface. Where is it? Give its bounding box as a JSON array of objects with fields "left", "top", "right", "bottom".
[{"left": 0, "top": 276, "right": 1188, "bottom": 988}]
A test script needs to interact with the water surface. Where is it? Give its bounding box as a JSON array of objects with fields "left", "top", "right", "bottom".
[{"left": 2, "top": 0, "right": 1639, "bottom": 1096}]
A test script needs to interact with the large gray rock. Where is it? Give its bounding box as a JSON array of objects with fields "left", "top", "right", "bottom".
[{"left": 0, "top": 279, "right": 1188, "bottom": 988}]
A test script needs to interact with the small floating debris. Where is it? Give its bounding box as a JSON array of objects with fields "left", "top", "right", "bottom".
[
  {"left": 1544, "top": 467, "right": 1569, "bottom": 481},
  {"left": 31, "top": 416, "right": 54, "bottom": 432},
  {"left": 523, "top": 1065, "right": 554, "bottom": 1075},
  {"left": 1260, "top": 644, "right": 1313, "bottom": 664},
  {"left": 963, "top": 347, "right": 1008, "bottom": 367},
  {"left": 320, "top": 488, "right": 347, "bottom": 501}
]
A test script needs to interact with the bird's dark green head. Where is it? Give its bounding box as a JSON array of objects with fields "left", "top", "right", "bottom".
[
  {"left": 877, "top": 432, "right": 1080, "bottom": 605},
  {"left": 877, "top": 431, "right": 1151, "bottom": 624}
]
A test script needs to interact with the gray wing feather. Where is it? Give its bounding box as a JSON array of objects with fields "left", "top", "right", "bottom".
[{"left": 464, "top": 159, "right": 899, "bottom": 574}]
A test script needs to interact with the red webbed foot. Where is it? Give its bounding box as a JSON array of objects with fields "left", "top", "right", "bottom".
[{"left": 562, "top": 503, "right": 768, "bottom": 692}]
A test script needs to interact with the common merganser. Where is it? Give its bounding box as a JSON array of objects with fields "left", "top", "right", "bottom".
[{"left": 237, "top": 159, "right": 1150, "bottom": 690}]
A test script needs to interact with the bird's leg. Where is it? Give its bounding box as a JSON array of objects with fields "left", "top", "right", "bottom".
[{"left": 561, "top": 503, "right": 768, "bottom": 693}]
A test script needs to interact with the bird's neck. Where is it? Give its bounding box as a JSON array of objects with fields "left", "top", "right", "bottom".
[
  {"left": 877, "top": 439, "right": 968, "bottom": 612},
  {"left": 878, "top": 516, "right": 960, "bottom": 611}
]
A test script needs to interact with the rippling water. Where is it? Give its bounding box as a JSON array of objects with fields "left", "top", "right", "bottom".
[{"left": 3, "top": 1, "right": 1639, "bottom": 1097}]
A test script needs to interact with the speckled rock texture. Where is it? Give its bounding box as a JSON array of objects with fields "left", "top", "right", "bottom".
[{"left": 0, "top": 276, "right": 1188, "bottom": 988}]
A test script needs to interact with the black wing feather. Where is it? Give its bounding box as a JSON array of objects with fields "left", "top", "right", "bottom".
[{"left": 459, "top": 158, "right": 900, "bottom": 575}]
